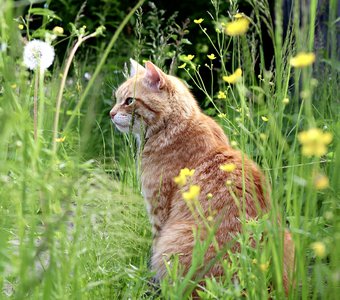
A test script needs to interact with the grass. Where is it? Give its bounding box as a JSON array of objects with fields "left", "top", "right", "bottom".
[{"left": 0, "top": 0, "right": 339, "bottom": 299}]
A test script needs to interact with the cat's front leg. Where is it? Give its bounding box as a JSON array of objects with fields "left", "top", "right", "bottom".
[{"left": 151, "top": 221, "right": 196, "bottom": 282}]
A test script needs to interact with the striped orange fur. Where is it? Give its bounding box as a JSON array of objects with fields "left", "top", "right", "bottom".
[{"left": 110, "top": 59, "right": 294, "bottom": 294}]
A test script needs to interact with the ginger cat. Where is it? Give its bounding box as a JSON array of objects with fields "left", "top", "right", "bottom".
[{"left": 110, "top": 59, "right": 294, "bottom": 293}]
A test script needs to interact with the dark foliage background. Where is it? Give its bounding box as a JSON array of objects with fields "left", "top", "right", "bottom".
[{"left": 18, "top": 0, "right": 337, "bottom": 161}]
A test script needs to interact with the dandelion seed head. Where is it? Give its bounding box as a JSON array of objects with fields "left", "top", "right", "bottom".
[
  {"left": 84, "top": 72, "right": 92, "bottom": 80},
  {"left": 23, "top": 40, "right": 55, "bottom": 71},
  {"left": 0, "top": 42, "right": 8, "bottom": 52}
]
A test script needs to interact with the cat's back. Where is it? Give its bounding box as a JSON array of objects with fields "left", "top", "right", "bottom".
[
  {"left": 170, "top": 141, "right": 270, "bottom": 221},
  {"left": 144, "top": 112, "right": 271, "bottom": 223}
]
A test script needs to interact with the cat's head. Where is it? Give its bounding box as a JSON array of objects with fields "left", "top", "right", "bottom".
[{"left": 110, "top": 59, "right": 199, "bottom": 138}]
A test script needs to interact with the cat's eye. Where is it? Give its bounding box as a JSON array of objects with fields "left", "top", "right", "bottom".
[{"left": 124, "top": 97, "right": 136, "bottom": 106}]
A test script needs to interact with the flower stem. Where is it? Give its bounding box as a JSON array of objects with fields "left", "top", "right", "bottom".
[
  {"left": 38, "top": 68, "right": 45, "bottom": 142},
  {"left": 33, "top": 69, "right": 39, "bottom": 141},
  {"left": 63, "top": 0, "right": 145, "bottom": 135},
  {"left": 52, "top": 31, "right": 102, "bottom": 153}
]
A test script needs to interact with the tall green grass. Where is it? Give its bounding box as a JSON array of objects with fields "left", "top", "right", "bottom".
[
  {"left": 0, "top": 0, "right": 339, "bottom": 299},
  {"left": 175, "top": 0, "right": 339, "bottom": 298},
  {"left": 0, "top": 1, "right": 151, "bottom": 299}
]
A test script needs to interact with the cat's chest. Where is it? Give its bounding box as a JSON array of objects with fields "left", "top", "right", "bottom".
[
  {"left": 140, "top": 165, "right": 167, "bottom": 205},
  {"left": 140, "top": 157, "right": 177, "bottom": 225},
  {"left": 140, "top": 171, "right": 165, "bottom": 234}
]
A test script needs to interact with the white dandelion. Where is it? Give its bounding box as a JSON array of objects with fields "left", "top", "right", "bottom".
[
  {"left": 23, "top": 40, "right": 55, "bottom": 71},
  {"left": 0, "top": 42, "right": 8, "bottom": 52}
]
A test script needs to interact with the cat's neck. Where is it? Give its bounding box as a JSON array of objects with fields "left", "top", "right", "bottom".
[
  {"left": 142, "top": 111, "right": 225, "bottom": 161},
  {"left": 145, "top": 112, "right": 196, "bottom": 149}
]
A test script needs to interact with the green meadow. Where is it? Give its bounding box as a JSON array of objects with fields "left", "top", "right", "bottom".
[{"left": 0, "top": 0, "right": 339, "bottom": 299}]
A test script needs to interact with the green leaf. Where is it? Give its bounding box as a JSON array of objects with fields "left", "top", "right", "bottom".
[
  {"left": 28, "top": 8, "right": 61, "bottom": 21},
  {"left": 321, "top": 59, "right": 340, "bottom": 72},
  {"left": 180, "top": 38, "right": 192, "bottom": 45}
]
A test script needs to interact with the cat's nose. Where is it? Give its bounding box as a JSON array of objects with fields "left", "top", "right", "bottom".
[{"left": 109, "top": 109, "right": 116, "bottom": 119}]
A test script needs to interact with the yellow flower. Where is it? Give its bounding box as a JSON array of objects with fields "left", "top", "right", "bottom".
[
  {"left": 261, "top": 116, "right": 269, "bottom": 122},
  {"left": 222, "top": 68, "right": 242, "bottom": 84},
  {"left": 260, "top": 133, "right": 267, "bottom": 141},
  {"left": 283, "top": 97, "right": 289, "bottom": 104},
  {"left": 207, "top": 193, "right": 213, "bottom": 199},
  {"left": 324, "top": 211, "right": 333, "bottom": 220},
  {"left": 52, "top": 26, "right": 64, "bottom": 35},
  {"left": 181, "top": 168, "right": 195, "bottom": 177},
  {"left": 178, "top": 63, "right": 187, "bottom": 69},
  {"left": 217, "top": 91, "right": 227, "bottom": 99},
  {"left": 18, "top": 24, "right": 24, "bottom": 30},
  {"left": 218, "top": 113, "right": 227, "bottom": 119},
  {"left": 207, "top": 215, "right": 214, "bottom": 222},
  {"left": 220, "top": 163, "right": 236, "bottom": 172},
  {"left": 225, "top": 180, "right": 233, "bottom": 186},
  {"left": 225, "top": 17, "right": 250, "bottom": 36},
  {"left": 298, "top": 128, "right": 333, "bottom": 157},
  {"left": 207, "top": 53, "right": 216, "bottom": 60},
  {"left": 313, "top": 174, "right": 329, "bottom": 190},
  {"left": 56, "top": 137, "right": 65, "bottom": 143},
  {"left": 234, "top": 13, "right": 244, "bottom": 19},
  {"left": 194, "top": 18, "right": 204, "bottom": 24},
  {"left": 10, "top": 84, "right": 17, "bottom": 89},
  {"left": 186, "top": 54, "right": 195, "bottom": 61},
  {"left": 174, "top": 174, "right": 186, "bottom": 186},
  {"left": 182, "top": 185, "right": 200, "bottom": 201},
  {"left": 259, "top": 262, "right": 269, "bottom": 272},
  {"left": 230, "top": 141, "right": 237, "bottom": 147},
  {"left": 310, "top": 241, "right": 326, "bottom": 258},
  {"left": 174, "top": 168, "right": 195, "bottom": 186},
  {"left": 290, "top": 52, "right": 316, "bottom": 68}
]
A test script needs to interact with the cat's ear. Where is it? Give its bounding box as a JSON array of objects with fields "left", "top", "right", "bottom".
[
  {"left": 144, "top": 61, "right": 165, "bottom": 90},
  {"left": 129, "top": 58, "right": 145, "bottom": 77}
]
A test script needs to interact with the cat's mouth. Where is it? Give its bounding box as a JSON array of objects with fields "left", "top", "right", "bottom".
[
  {"left": 111, "top": 119, "right": 131, "bottom": 132},
  {"left": 112, "top": 120, "right": 128, "bottom": 129}
]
